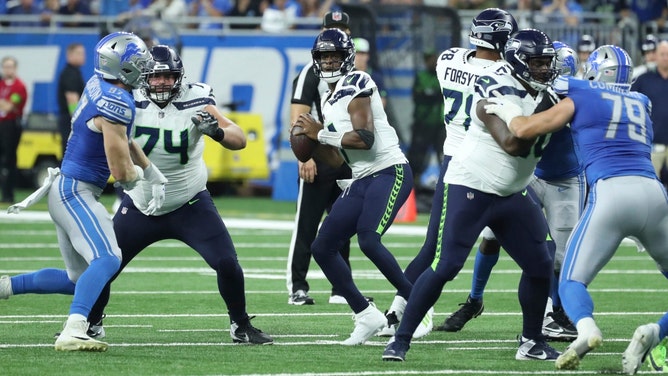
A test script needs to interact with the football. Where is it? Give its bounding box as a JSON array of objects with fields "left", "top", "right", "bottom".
[{"left": 290, "top": 125, "right": 317, "bottom": 163}]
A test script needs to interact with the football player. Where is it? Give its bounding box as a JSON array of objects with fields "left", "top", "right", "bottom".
[
  {"left": 378, "top": 8, "right": 519, "bottom": 339},
  {"left": 439, "top": 41, "right": 585, "bottom": 343},
  {"left": 484, "top": 44, "right": 668, "bottom": 373},
  {"left": 85, "top": 45, "right": 273, "bottom": 345},
  {"left": 293, "top": 28, "right": 413, "bottom": 345},
  {"left": 0, "top": 32, "right": 167, "bottom": 352},
  {"left": 383, "top": 28, "right": 562, "bottom": 362}
]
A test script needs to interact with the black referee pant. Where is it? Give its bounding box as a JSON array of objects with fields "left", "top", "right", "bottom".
[{"left": 287, "top": 161, "right": 351, "bottom": 296}]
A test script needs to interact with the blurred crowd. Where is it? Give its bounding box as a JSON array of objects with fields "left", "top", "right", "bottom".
[{"left": 1, "top": 0, "right": 665, "bottom": 36}]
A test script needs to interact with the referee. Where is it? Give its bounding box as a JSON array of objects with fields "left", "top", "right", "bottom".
[{"left": 286, "top": 11, "right": 359, "bottom": 305}]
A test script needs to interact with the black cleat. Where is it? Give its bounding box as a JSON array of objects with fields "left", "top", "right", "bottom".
[
  {"left": 436, "top": 296, "right": 483, "bottom": 332},
  {"left": 230, "top": 316, "right": 274, "bottom": 345}
]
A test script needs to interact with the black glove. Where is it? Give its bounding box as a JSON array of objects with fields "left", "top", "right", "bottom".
[{"left": 192, "top": 110, "right": 224, "bottom": 141}]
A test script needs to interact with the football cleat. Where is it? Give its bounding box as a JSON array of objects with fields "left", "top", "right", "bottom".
[
  {"left": 413, "top": 307, "right": 434, "bottom": 339},
  {"left": 288, "top": 290, "right": 315, "bottom": 305},
  {"left": 55, "top": 314, "right": 105, "bottom": 340},
  {"left": 622, "top": 323, "right": 660, "bottom": 375},
  {"left": 0, "top": 275, "right": 12, "bottom": 299},
  {"left": 516, "top": 335, "right": 560, "bottom": 361},
  {"left": 341, "top": 303, "right": 386, "bottom": 346},
  {"left": 230, "top": 316, "right": 274, "bottom": 345},
  {"left": 376, "top": 311, "right": 399, "bottom": 337},
  {"left": 436, "top": 296, "right": 483, "bottom": 332},
  {"left": 382, "top": 338, "right": 409, "bottom": 362},
  {"left": 543, "top": 309, "right": 577, "bottom": 342},
  {"left": 55, "top": 318, "right": 108, "bottom": 352},
  {"left": 648, "top": 337, "right": 668, "bottom": 371},
  {"left": 555, "top": 326, "right": 603, "bottom": 370}
]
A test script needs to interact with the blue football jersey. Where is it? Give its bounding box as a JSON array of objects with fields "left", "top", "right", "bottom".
[
  {"left": 535, "top": 126, "right": 582, "bottom": 181},
  {"left": 555, "top": 76, "right": 656, "bottom": 185},
  {"left": 61, "top": 76, "right": 135, "bottom": 188}
]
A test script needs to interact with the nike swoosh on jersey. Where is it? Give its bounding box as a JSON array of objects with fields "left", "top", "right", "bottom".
[
  {"left": 189, "top": 199, "right": 200, "bottom": 205},
  {"left": 521, "top": 189, "right": 528, "bottom": 196}
]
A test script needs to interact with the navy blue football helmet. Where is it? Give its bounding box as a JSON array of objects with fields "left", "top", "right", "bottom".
[
  {"left": 504, "top": 29, "right": 558, "bottom": 91},
  {"left": 145, "top": 45, "right": 184, "bottom": 103},
  {"left": 583, "top": 45, "right": 634, "bottom": 91},
  {"left": 469, "top": 8, "right": 518, "bottom": 51},
  {"left": 553, "top": 41, "right": 579, "bottom": 77},
  {"left": 311, "top": 28, "right": 355, "bottom": 84}
]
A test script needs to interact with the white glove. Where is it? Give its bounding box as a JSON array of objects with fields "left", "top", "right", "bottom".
[
  {"left": 113, "top": 165, "right": 144, "bottom": 191},
  {"left": 192, "top": 110, "right": 224, "bottom": 141},
  {"left": 483, "top": 97, "right": 524, "bottom": 128},
  {"left": 143, "top": 163, "right": 168, "bottom": 215}
]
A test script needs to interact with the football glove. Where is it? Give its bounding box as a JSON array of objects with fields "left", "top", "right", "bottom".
[
  {"left": 192, "top": 110, "right": 224, "bottom": 141},
  {"left": 143, "top": 163, "right": 168, "bottom": 215},
  {"left": 483, "top": 97, "right": 523, "bottom": 128}
]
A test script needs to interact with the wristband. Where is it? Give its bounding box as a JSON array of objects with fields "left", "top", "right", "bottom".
[{"left": 317, "top": 130, "right": 343, "bottom": 148}]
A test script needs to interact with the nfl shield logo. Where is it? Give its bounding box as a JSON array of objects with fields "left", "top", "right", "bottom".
[
  {"left": 121, "top": 207, "right": 128, "bottom": 215},
  {"left": 466, "top": 192, "right": 474, "bottom": 200}
]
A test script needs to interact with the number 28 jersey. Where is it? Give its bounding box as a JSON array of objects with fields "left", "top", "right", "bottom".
[
  {"left": 128, "top": 83, "right": 216, "bottom": 215},
  {"left": 445, "top": 62, "right": 555, "bottom": 196},
  {"left": 436, "top": 47, "right": 500, "bottom": 157}
]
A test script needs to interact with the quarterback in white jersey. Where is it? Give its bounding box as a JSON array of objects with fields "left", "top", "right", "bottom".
[
  {"left": 318, "top": 69, "right": 406, "bottom": 179},
  {"left": 295, "top": 28, "right": 414, "bottom": 346},
  {"left": 87, "top": 45, "right": 274, "bottom": 345}
]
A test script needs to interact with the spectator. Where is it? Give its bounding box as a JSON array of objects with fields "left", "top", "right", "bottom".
[
  {"left": 542, "top": 0, "right": 583, "bottom": 26},
  {"left": 143, "top": 0, "right": 188, "bottom": 21},
  {"left": 57, "top": 43, "right": 86, "bottom": 157},
  {"left": 0, "top": 57, "right": 27, "bottom": 204},
  {"left": 227, "top": 0, "right": 267, "bottom": 29},
  {"left": 58, "top": 0, "right": 94, "bottom": 27},
  {"left": 406, "top": 50, "right": 445, "bottom": 190},
  {"left": 633, "top": 34, "right": 659, "bottom": 79},
  {"left": 632, "top": 40, "right": 668, "bottom": 186},
  {"left": 189, "top": 0, "right": 233, "bottom": 30},
  {"left": 296, "top": 0, "right": 334, "bottom": 29},
  {"left": 7, "top": 0, "right": 48, "bottom": 27},
  {"left": 575, "top": 34, "right": 596, "bottom": 77},
  {"left": 622, "top": 0, "right": 667, "bottom": 35},
  {"left": 260, "top": 0, "right": 299, "bottom": 32}
]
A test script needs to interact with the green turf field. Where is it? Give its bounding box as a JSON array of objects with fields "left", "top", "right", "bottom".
[{"left": 0, "top": 191, "right": 664, "bottom": 375}]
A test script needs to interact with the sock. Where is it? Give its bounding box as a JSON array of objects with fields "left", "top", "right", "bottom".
[
  {"left": 470, "top": 249, "right": 499, "bottom": 300},
  {"left": 11, "top": 268, "right": 75, "bottom": 295}
]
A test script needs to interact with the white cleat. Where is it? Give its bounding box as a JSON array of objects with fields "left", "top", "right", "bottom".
[
  {"left": 0, "top": 275, "right": 12, "bottom": 299},
  {"left": 55, "top": 318, "right": 108, "bottom": 352},
  {"left": 555, "top": 327, "right": 602, "bottom": 370},
  {"left": 622, "top": 323, "right": 661, "bottom": 375},
  {"left": 413, "top": 307, "right": 434, "bottom": 339},
  {"left": 341, "top": 304, "right": 386, "bottom": 346}
]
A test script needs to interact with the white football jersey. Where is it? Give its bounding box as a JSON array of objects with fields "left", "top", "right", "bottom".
[
  {"left": 127, "top": 83, "right": 214, "bottom": 215},
  {"left": 445, "top": 61, "right": 554, "bottom": 196},
  {"left": 321, "top": 70, "right": 407, "bottom": 179},
  {"left": 436, "top": 48, "right": 501, "bottom": 156}
]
